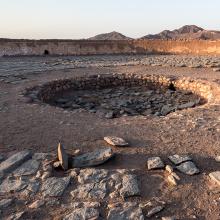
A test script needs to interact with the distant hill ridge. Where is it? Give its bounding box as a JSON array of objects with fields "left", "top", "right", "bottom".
[
  {"left": 142, "top": 25, "right": 220, "bottom": 40},
  {"left": 88, "top": 31, "right": 132, "bottom": 40}
]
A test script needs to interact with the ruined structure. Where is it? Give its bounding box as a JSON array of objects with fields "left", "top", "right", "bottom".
[{"left": 1, "top": 39, "right": 220, "bottom": 57}]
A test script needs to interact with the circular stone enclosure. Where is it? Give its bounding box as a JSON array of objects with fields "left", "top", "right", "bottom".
[{"left": 26, "top": 74, "right": 211, "bottom": 118}]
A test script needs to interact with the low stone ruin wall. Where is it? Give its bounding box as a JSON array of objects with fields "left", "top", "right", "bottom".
[
  {"left": 1, "top": 39, "right": 220, "bottom": 56},
  {"left": 25, "top": 73, "right": 217, "bottom": 104}
]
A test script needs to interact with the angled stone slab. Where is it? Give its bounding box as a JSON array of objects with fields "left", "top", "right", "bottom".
[
  {"left": 209, "top": 171, "right": 220, "bottom": 186},
  {"left": 57, "top": 142, "right": 68, "bottom": 170},
  {"left": 176, "top": 161, "right": 199, "bottom": 175},
  {"left": 41, "top": 177, "right": 71, "bottom": 197},
  {"left": 72, "top": 147, "right": 114, "bottom": 168},
  {"left": 168, "top": 154, "right": 192, "bottom": 165},
  {"left": 13, "top": 159, "right": 40, "bottom": 176},
  {"left": 104, "top": 136, "right": 128, "bottom": 147},
  {"left": 0, "top": 150, "right": 31, "bottom": 175}
]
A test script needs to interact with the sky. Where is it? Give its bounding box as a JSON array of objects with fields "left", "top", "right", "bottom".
[{"left": 0, "top": 0, "right": 220, "bottom": 39}]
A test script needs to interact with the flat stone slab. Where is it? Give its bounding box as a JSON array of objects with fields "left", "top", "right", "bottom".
[
  {"left": 0, "top": 150, "right": 31, "bottom": 175},
  {"left": 147, "top": 157, "right": 164, "bottom": 170},
  {"left": 176, "top": 161, "right": 199, "bottom": 175},
  {"left": 41, "top": 177, "right": 71, "bottom": 197},
  {"left": 168, "top": 154, "right": 192, "bottom": 165},
  {"left": 72, "top": 147, "right": 114, "bottom": 168},
  {"left": 120, "top": 174, "right": 140, "bottom": 198},
  {"left": 33, "top": 153, "right": 54, "bottom": 161},
  {"left": 77, "top": 168, "right": 108, "bottom": 184},
  {"left": 209, "top": 171, "right": 220, "bottom": 186},
  {"left": 107, "top": 202, "right": 144, "bottom": 220},
  {"left": 0, "top": 178, "right": 28, "bottom": 193},
  {"left": 71, "top": 182, "right": 107, "bottom": 200},
  {"left": 63, "top": 202, "right": 100, "bottom": 220},
  {"left": 104, "top": 136, "right": 129, "bottom": 147},
  {"left": 13, "top": 159, "right": 40, "bottom": 176}
]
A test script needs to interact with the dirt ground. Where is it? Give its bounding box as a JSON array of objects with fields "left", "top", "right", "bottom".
[{"left": 1, "top": 63, "right": 220, "bottom": 219}]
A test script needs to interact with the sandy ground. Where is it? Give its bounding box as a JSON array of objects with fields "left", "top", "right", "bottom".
[{"left": 1, "top": 62, "right": 220, "bottom": 219}]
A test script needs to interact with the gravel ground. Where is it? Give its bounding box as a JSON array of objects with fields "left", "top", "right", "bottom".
[{"left": 0, "top": 55, "right": 220, "bottom": 219}]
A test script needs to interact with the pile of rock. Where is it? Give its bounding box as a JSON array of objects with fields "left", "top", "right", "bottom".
[{"left": 52, "top": 86, "right": 201, "bottom": 118}]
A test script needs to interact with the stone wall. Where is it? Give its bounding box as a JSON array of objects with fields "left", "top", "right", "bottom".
[
  {"left": 25, "top": 73, "right": 217, "bottom": 104},
  {"left": 1, "top": 39, "right": 220, "bottom": 57}
]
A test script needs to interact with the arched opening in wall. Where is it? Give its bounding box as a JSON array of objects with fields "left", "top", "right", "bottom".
[{"left": 44, "top": 50, "right": 50, "bottom": 55}]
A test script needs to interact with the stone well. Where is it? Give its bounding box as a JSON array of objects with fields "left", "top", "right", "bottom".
[{"left": 25, "top": 73, "right": 217, "bottom": 118}]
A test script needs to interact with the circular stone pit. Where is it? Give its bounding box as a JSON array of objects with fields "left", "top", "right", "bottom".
[{"left": 25, "top": 73, "right": 211, "bottom": 118}]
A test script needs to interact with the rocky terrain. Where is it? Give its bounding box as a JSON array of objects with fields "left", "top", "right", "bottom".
[
  {"left": 88, "top": 31, "right": 131, "bottom": 40},
  {"left": 49, "top": 86, "right": 201, "bottom": 118},
  {"left": 1, "top": 55, "right": 220, "bottom": 84},
  {"left": 1, "top": 55, "right": 220, "bottom": 219},
  {"left": 142, "top": 25, "right": 220, "bottom": 40}
]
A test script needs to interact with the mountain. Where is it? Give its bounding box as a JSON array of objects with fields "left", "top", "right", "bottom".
[
  {"left": 88, "top": 31, "right": 132, "bottom": 40},
  {"left": 142, "top": 25, "right": 220, "bottom": 40}
]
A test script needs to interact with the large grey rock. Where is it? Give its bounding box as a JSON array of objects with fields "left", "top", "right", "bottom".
[
  {"left": 0, "top": 178, "right": 28, "bottom": 193},
  {"left": 209, "top": 171, "right": 220, "bottom": 186},
  {"left": 107, "top": 202, "right": 144, "bottom": 220},
  {"left": 104, "top": 136, "right": 128, "bottom": 147},
  {"left": 176, "top": 161, "right": 199, "bottom": 175},
  {"left": 72, "top": 147, "right": 114, "bottom": 168},
  {"left": 33, "top": 153, "right": 54, "bottom": 161},
  {"left": 0, "top": 150, "right": 31, "bottom": 175},
  {"left": 13, "top": 159, "right": 40, "bottom": 176},
  {"left": 41, "top": 177, "right": 70, "bottom": 197},
  {"left": 71, "top": 182, "right": 107, "bottom": 200},
  {"left": 63, "top": 202, "right": 100, "bottom": 220},
  {"left": 58, "top": 142, "right": 68, "bottom": 170},
  {"left": 168, "top": 154, "right": 192, "bottom": 165},
  {"left": 0, "top": 198, "right": 13, "bottom": 209},
  {"left": 120, "top": 174, "right": 140, "bottom": 198},
  {"left": 147, "top": 157, "right": 164, "bottom": 170}
]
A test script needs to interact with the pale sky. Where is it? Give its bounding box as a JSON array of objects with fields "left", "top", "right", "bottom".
[{"left": 0, "top": 0, "right": 220, "bottom": 39}]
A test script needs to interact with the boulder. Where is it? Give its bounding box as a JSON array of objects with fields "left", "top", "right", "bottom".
[{"left": 72, "top": 147, "right": 114, "bottom": 168}]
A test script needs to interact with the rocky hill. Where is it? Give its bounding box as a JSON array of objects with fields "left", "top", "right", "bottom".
[
  {"left": 142, "top": 25, "right": 220, "bottom": 40},
  {"left": 88, "top": 31, "right": 132, "bottom": 40}
]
